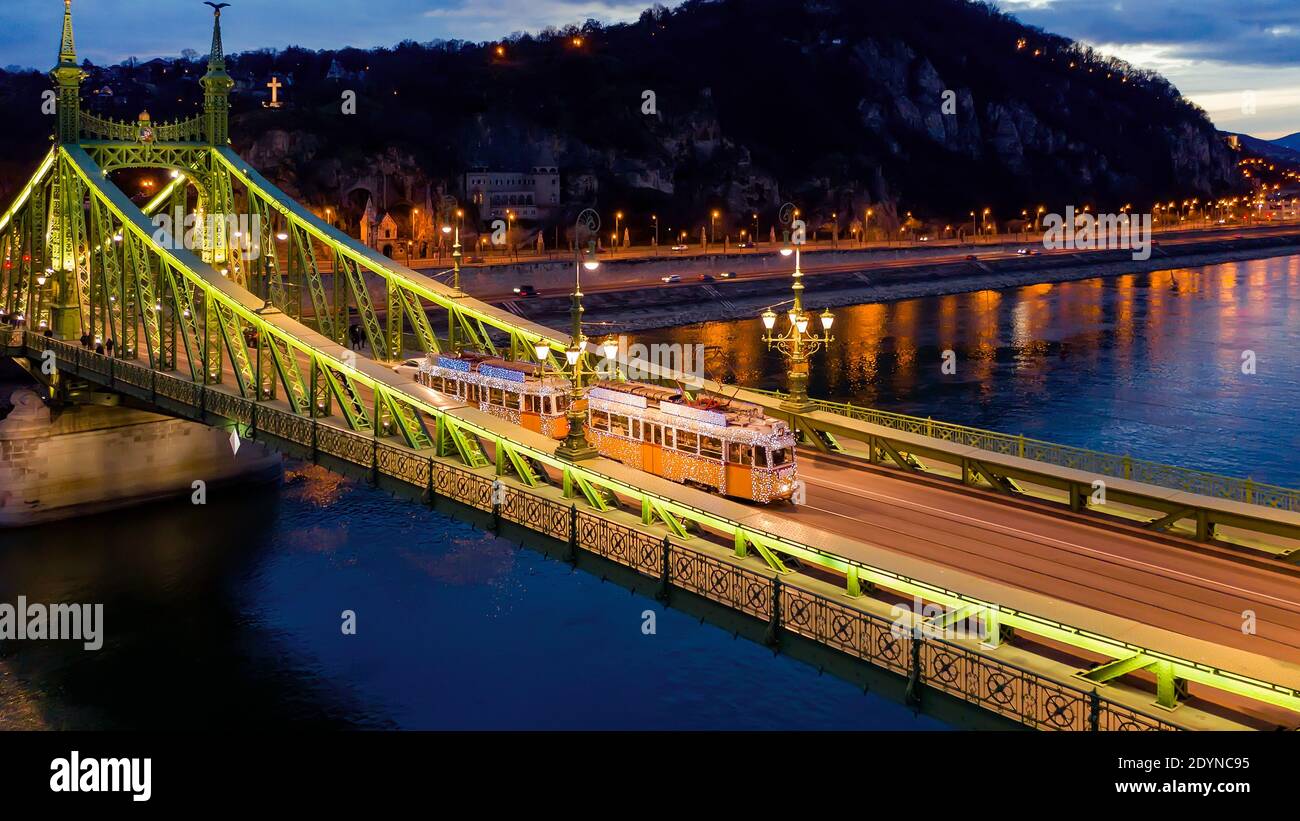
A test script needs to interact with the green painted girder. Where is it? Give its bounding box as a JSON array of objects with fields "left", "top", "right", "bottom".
[
  {"left": 733, "top": 530, "right": 789, "bottom": 574},
  {"left": 1080, "top": 654, "right": 1182, "bottom": 710},
  {"left": 123, "top": 230, "right": 162, "bottom": 368},
  {"left": 642, "top": 497, "right": 689, "bottom": 539},
  {"left": 81, "top": 142, "right": 210, "bottom": 182},
  {"left": 439, "top": 416, "right": 488, "bottom": 467},
  {"left": 212, "top": 299, "right": 254, "bottom": 395},
  {"left": 380, "top": 388, "right": 433, "bottom": 450},
  {"left": 385, "top": 277, "right": 403, "bottom": 361},
  {"left": 564, "top": 468, "right": 611, "bottom": 512},
  {"left": 266, "top": 330, "right": 311, "bottom": 415},
  {"left": 291, "top": 222, "right": 333, "bottom": 340},
  {"left": 161, "top": 260, "right": 202, "bottom": 381},
  {"left": 0, "top": 149, "right": 56, "bottom": 236},
  {"left": 316, "top": 359, "right": 371, "bottom": 432},
  {"left": 335, "top": 251, "right": 385, "bottom": 358},
  {"left": 496, "top": 440, "right": 539, "bottom": 487},
  {"left": 396, "top": 285, "right": 438, "bottom": 354},
  {"left": 211, "top": 147, "right": 566, "bottom": 352}
]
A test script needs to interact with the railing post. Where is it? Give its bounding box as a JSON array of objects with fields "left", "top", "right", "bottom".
[
  {"left": 423, "top": 457, "right": 437, "bottom": 509},
  {"left": 567, "top": 503, "right": 579, "bottom": 563},
  {"left": 906, "top": 626, "right": 924, "bottom": 707},
  {"left": 1089, "top": 688, "right": 1101, "bottom": 731},
  {"left": 764, "top": 576, "right": 782, "bottom": 649},
  {"left": 655, "top": 536, "right": 671, "bottom": 602},
  {"left": 490, "top": 478, "right": 502, "bottom": 532},
  {"left": 1123, "top": 454, "right": 1132, "bottom": 480},
  {"left": 1018, "top": 434, "right": 1025, "bottom": 459}
]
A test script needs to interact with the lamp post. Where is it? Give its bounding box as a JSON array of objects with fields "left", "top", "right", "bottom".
[
  {"left": 762, "top": 244, "right": 834, "bottom": 413},
  {"left": 449, "top": 226, "right": 462, "bottom": 352},
  {"left": 555, "top": 242, "right": 601, "bottom": 461}
]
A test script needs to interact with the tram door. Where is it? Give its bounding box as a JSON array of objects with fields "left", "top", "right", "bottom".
[{"left": 645, "top": 423, "right": 665, "bottom": 476}]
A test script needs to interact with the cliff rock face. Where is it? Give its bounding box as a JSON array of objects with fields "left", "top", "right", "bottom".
[{"left": 210, "top": 0, "right": 1236, "bottom": 232}]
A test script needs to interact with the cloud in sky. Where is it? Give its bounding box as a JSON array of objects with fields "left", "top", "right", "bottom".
[
  {"left": 1001, "top": 0, "right": 1300, "bottom": 138},
  {"left": 0, "top": 0, "right": 646, "bottom": 69}
]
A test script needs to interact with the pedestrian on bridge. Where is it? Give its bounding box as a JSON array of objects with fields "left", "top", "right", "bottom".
[
  {"left": 105, "top": 339, "right": 115, "bottom": 357},
  {"left": 80, "top": 332, "right": 91, "bottom": 349}
]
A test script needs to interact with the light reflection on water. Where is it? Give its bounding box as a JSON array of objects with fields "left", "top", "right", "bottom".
[{"left": 641, "top": 257, "right": 1300, "bottom": 487}]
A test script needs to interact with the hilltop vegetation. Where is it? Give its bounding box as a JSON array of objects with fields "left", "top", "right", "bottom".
[{"left": 0, "top": 0, "right": 1240, "bottom": 237}]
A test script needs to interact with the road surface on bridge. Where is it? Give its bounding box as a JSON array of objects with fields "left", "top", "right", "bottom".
[{"left": 792, "top": 451, "right": 1300, "bottom": 665}]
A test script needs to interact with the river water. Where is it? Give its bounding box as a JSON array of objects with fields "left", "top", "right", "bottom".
[{"left": 2, "top": 257, "right": 1297, "bottom": 730}]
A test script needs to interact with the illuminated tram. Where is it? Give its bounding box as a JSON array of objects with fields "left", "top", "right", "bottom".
[
  {"left": 416, "top": 352, "right": 572, "bottom": 438},
  {"left": 585, "top": 382, "right": 797, "bottom": 504},
  {"left": 413, "top": 353, "right": 798, "bottom": 504}
]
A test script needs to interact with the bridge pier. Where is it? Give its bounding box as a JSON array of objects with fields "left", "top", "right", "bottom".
[{"left": 0, "top": 381, "right": 281, "bottom": 527}]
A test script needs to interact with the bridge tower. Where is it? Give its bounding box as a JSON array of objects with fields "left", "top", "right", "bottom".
[
  {"left": 199, "top": 3, "right": 240, "bottom": 292},
  {"left": 201, "top": 3, "right": 234, "bottom": 147},
  {"left": 46, "top": 0, "right": 85, "bottom": 340},
  {"left": 50, "top": 0, "right": 82, "bottom": 144}
]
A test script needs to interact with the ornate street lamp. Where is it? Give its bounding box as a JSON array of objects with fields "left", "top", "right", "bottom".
[
  {"left": 555, "top": 239, "right": 602, "bottom": 461},
  {"left": 762, "top": 244, "right": 834, "bottom": 413}
]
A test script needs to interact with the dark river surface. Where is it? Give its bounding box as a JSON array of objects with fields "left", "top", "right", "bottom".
[{"left": 2, "top": 256, "right": 1297, "bottom": 730}]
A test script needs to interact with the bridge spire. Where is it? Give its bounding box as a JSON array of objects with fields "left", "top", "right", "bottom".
[
  {"left": 201, "top": 3, "right": 234, "bottom": 145},
  {"left": 58, "top": 0, "right": 77, "bottom": 67},
  {"left": 50, "top": 0, "right": 83, "bottom": 143}
]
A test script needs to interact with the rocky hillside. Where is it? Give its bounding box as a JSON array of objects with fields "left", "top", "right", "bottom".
[{"left": 0, "top": 0, "right": 1240, "bottom": 237}]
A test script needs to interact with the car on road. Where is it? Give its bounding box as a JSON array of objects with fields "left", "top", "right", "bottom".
[
  {"left": 1016, "top": 248, "right": 1030, "bottom": 255},
  {"left": 392, "top": 358, "right": 423, "bottom": 379},
  {"left": 698, "top": 274, "right": 715, "bottom": 282},
  {"left": 735, "top": 241, "right": 753, "bottom": 249},
  {"left": 670, "top": 244, "right": 689, "bottom": 251},
  {"left": 513, "top": 284, "right": 538, "bottom": 297},
  {"left": 718, "top": 271, "right": 737, "bottom": 279},
  {"left": 661, "top": 274, "right": 682, "bottom": 283},
  {"left": 965, "top": 254, "right": 978, "bottom": 261}
]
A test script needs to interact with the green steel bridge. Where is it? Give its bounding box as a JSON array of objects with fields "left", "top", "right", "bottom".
[{"left": 5, "top": 2, "right": 1300, "bottom": 731}]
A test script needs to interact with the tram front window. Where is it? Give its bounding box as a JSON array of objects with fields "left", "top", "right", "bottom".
[{"left": 770, "top": 448, "right": 791, "bottom": 467}]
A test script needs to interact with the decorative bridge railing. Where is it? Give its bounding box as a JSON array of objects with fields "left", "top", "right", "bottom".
[
  {"left": 1, "top": 326, "right": 1184, "bottom": 731},
  {"left": 749, "top": 388, "right": 1300, "bottom": 512},
  {"left": 79, "top": 112, "right": 204, "bottom": 143}
]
